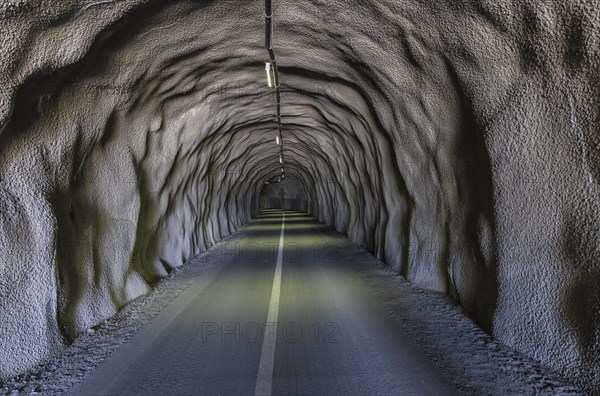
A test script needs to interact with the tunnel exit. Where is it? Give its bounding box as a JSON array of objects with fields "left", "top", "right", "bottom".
[{"left": 260, "top": 178, "right": 310, "bottom": 213}]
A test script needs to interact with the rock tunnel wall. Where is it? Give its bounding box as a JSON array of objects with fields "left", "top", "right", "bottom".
[{"left": 0, "top": 0, "right": 598, "bottom": 391}]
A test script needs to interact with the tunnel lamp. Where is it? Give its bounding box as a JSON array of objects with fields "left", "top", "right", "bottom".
[
  {"left": 276, "top": 136, "right": 281, "bottom": 145},
  {"left": 265, "top": 181, "right": 270, "bottom": 185},
  {"left": 265, "top": 62, "right": 274, "bottom": 88},
  {"left": 279, "top": 155, "right": 284, "bottom": 164}
]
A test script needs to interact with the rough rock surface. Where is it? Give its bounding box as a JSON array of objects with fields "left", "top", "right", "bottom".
[{"left": 0, "top": 0, "right": 598, "bottom": 392}]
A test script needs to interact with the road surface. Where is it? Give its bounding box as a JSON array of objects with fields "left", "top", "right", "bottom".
[{"left": 68, "top": 210, "right": 456, "bottom": 395}]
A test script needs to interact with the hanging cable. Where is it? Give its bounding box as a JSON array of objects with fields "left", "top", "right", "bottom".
[{"left": 264, "top": 0, "right": 285, "bottom": 183}]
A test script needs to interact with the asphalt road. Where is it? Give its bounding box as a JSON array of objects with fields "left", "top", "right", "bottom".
[{"left": 68, "top": 210, "right": 456, "bottom": 396}]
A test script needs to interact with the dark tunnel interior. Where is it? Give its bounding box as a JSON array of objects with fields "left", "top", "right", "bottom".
[{"left": 0, "top": 0, "right": 598, "bottom": 393}]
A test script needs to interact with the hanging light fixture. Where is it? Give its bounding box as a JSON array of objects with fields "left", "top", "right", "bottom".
[
  {"left": 265, "top": 62, "right": 275, "bottom": 88},
  {"left": 265, "top": 0, "right": 286, "bottom": 181}
]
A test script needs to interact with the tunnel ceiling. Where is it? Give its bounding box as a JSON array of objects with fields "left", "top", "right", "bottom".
[{"left": 0, "top": 0, "right": 599, "bottom": 392}]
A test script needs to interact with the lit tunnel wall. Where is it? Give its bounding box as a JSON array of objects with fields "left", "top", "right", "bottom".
[{"left": 0, "top": 0, "right": 598, "bottom": 392}]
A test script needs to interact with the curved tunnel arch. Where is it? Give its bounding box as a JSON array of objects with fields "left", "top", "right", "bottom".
[{"left": 0, "top": 0, "right": 598, "bottom": 392}]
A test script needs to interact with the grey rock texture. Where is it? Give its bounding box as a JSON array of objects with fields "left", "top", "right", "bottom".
[{"left": 0, "top": 0, "right": 598, "bottom": 392}]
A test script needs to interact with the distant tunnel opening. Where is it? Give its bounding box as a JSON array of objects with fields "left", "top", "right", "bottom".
[{"left": 259, "top": 178, "right": 310, "bottom": 212}]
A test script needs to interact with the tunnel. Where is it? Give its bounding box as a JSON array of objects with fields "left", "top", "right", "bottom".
[{"left": 0, "top": 0, "right": 598, "bottom": 394}]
